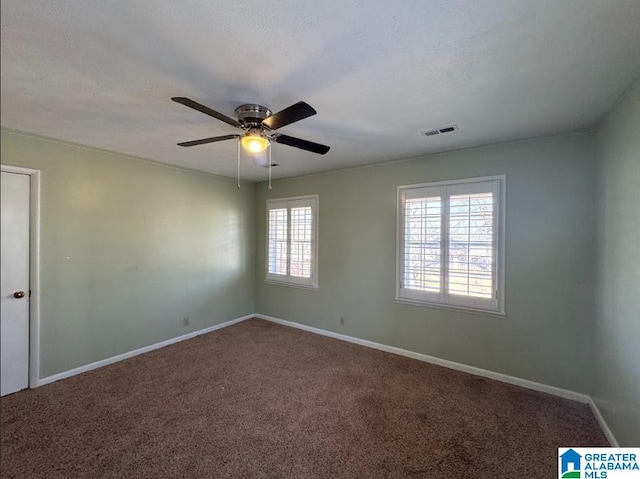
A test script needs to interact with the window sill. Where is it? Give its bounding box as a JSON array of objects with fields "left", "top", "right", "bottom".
[
  {"left": 265, "top": 279, "right": 319, "bottom": 291},
  {"left": 394, "top": 297, "right": 506, "bottom": 318}
]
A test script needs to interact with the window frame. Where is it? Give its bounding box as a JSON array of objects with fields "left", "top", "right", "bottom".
[
  {"left": 395, "top": 175, "right": 506, "bottom": 315},
  {"left": 265, "top": 194, "right": 319, "bottom": 290}
]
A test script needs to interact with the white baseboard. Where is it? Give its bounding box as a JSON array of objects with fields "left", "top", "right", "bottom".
[
  {"left": 256, "top": 313, "right": 619, "bottom": 446},
  {"left": 587, "top": 397, "right": 619, "bottom": 447},
  {"left": 37, "top": 314, "right": 254, "bottom": 387},
  {"left": 35, "top": 311, "right": 619, "bottom": 446},
  {"left": 255, "top": 314, "right": 591, "bottom": 403}
]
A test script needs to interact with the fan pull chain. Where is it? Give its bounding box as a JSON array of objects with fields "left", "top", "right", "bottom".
[
  {"left": 268, "top": 145, "right": 273, "bottom": 190},
  {"left": 236, "top": 139, "right": 241, "bottom": 189}
]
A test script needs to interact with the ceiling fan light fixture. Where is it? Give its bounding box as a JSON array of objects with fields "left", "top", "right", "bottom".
[
  {"left": 241, "top": 132, "right": 269, "bottom": 153},
  {"left": 172, "top": 98, "right": 330, "bottom": 155}
]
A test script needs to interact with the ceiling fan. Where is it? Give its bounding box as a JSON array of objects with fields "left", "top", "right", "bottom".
[{"left": 171, "top": 97, "right": 330, "bottom": 156}]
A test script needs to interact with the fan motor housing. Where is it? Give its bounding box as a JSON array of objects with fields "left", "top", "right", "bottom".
[{"left": 235, "top": 104, "right": 272, "bottom": 128}]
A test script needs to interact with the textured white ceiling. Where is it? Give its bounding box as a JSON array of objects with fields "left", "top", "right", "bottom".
[{"left": 2, "top": 0, "right": 639, "bottom": 181}]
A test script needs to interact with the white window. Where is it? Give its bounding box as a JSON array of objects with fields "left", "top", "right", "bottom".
[
  {"left": 396, "top": 176, "right": 505, "bottom": 314},
  {"left": 266, "top": 195, "right": 318, "bottom": 289}
]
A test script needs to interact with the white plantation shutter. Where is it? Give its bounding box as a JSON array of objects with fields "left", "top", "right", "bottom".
[
  {"left": 445, "top": 180, "right": 499, "bottom": 311},
  {"left": 397, "top": 177, "right": 504, "bottom": 314},
  {"left": 268, "top": 208, "right": 287, "bottom": 275},
  {"left": 266, "top": 196, "right": 318, "bottom": 288},
  {"left": 402, "top": 188, "right": 442, "bottom": 303},
  {"left": 290, "top": 206, "right": 313, "bottom": 278}
]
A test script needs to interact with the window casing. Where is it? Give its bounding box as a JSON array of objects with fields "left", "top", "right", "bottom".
[
  {"left": 266, "top": 195, "right": 318, "bottom": 289},
  {"left": 396, "top": 176, "right": 505, "bottom": 314}
]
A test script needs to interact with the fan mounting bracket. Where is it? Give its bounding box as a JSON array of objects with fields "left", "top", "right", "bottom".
[{"left": 235, "top": 104, "right": 272, "bottom": 129}]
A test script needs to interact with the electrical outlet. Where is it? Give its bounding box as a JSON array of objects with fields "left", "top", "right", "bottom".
[
  {"left": 340, "top": 317, "right": 345, "bottom": 325},
  {"left": 183, "top": 317, "right": 190, "bottom": 327}
]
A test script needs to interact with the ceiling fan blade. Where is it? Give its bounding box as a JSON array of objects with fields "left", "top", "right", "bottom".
[
  {"left": 274, "top": 134, "right": 330, "bottom": 155},
  {"left": 262, "top": 101, "right": 317, "bottom": 130},
  {"left": 177, "top": 134, "right": 240, "bottom": 147},
  {"left": 172, "top": 97, "right": 241, "bottom": 128}
]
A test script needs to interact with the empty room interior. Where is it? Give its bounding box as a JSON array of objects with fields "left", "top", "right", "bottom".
[{"left": 1, "top": 1, "right": 639, "bottom": 477}]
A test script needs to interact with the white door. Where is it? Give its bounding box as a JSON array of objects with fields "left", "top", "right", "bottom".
[{"left": 1, "top": 171, "right": 30, "bottom": 396}]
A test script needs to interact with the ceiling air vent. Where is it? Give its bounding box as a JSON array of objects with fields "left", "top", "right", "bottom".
[{"left": 420, "top": 124, "right": 458, "bottom": 138}]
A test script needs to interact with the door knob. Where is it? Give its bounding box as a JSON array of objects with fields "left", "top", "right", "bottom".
[{"left": 13, "top": 291, "right": 25, "bottom": 299}]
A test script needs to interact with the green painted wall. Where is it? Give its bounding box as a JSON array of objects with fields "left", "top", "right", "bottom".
[
  {"left": 594, "top": 78, "right": 640, "bottom": 446},
  {"left": 1, "top": 129, "right": 256, "bottom": 378},
  {"left": 5, "top": 97, "right": 637, "bottom": 443},
  {"left": 255, "top": 133, "right": 597, "bottom": 393}
]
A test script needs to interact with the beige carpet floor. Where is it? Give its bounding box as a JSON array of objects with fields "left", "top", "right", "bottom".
[{"left": 1, "top": 318, "right": 608, "bottom": 478}]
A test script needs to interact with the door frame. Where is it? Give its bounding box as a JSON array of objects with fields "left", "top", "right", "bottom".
[{"left": 1, "top": 164, "right": 41, "bottom": 388}]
